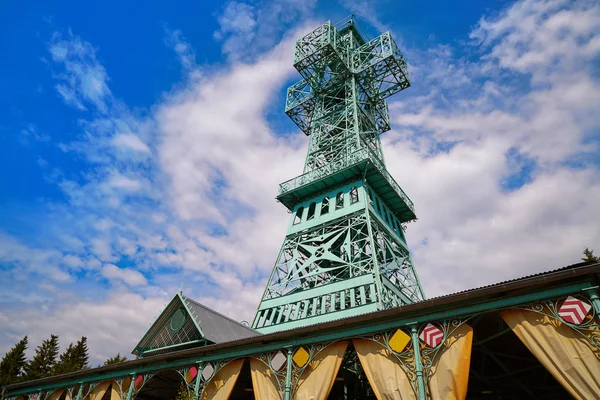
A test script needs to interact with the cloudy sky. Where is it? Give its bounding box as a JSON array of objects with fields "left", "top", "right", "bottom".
[{"left": 1, "top": 0, "right": 599, "bottom": 365}]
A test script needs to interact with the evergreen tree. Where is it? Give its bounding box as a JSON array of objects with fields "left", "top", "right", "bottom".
[
  {"left": 25, "top": 334, "right": 59, "bottom": 381},
  {"left": 73, "top": 337, "right": 89, "bottom": 370},
  {"left": 0, "top": 336, "right": 28, "bottom": 386},
  {"left": 103, "top": 353, "right": 127, "bottom": 366},
  {"left": 52, "top": 337, "right": 89, "bottom": 375},
  {"left": 52, "top": 342, "right": 76, "bottom": 375},
  {"left": 582, "top": 247, "right": 600, "bottom": 263}
]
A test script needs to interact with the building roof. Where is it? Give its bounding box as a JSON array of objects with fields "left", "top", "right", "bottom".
[
  {"left": 180, "top": 294, "right": 259, "bottom": 344},
  {"left": 132, "top": 292, "right": 258, "bottom": 357},
  {"left": 6, "top": 261, "right": 599, "bottom": 393}
]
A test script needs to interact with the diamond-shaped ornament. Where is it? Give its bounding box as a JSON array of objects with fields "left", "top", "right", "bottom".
[
  {"left": 419, "top": 323, "right": 444, "bottom": 348},
  {"left": 293, "top": 347, "right": 310, "bottom": 368},
  {"left": 271, "top": 351, "right": 287, "bottom": 371},
  {"left": 134, "top": 375, "right": 144, "bottom": 390},
  {"left": 201, "top": 363, "right": 214, "bottom": 381},
  {"left": 559, "top": 296, "right": 592, "bottom": 325},
  {"left": 185, "top": 365, "right": 198, "bottom": 383},
  {"left": 389, "top": 329, "right": 411, "bottom": 353}
]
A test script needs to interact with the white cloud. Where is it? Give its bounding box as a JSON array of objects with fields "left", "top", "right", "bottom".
[
  {"left": 163, "top": 28, "right": 200, "bottom": 80},
  {"left": 2, "top": 0, "right": 600, "bottom": 365},
  {"left": 106, "top": 172, "right": 144, "bottom": 191},
  {"left": 384, "top": 0, "right": 600, "bottom": 296},
  {"left": 0, "top": 291, "right": 167, "bottom": 365},
  {"left": 111, "top": 133, "right": 151, "bottom": 153},
  {"left": 50, "top": 32, "right": 112, "bottom": 113},
  {"left": 213, "top": 0, "right": 317, "bottom": 61},
  {"left": 101, "top": 264, "right": 148, "bottom": 286}
]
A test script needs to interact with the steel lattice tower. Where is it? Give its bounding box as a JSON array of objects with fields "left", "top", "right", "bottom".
[{"left": 252, "top": 17, "right": 425, "bottom": 333}]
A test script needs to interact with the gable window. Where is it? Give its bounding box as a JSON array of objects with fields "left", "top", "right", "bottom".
[
  {"left": 336, "top": 192, "right": 344, "bottom": 209},
  {"left": 350, "top": 186, "right": 359, "bottom": 204},
  {"left": 307, "top": 202, "right": 316, "bottom": 220},
  {"left": 321, "top": 197, "right": 330, "bottom": 215},
  {"left": 293, "top": 207, "right": 304, "bottom": 225}
]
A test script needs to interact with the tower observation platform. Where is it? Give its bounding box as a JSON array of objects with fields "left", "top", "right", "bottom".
[{"left": 252, "top": 17, "right": 426, "bottom": 333}]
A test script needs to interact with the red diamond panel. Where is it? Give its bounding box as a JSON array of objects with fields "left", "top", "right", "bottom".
[
  {"left": 558, "top": 296, "right": 592, "bottom": 325},
  {"left": 419, "top": 323, "right": 444, "bottom": 348}
]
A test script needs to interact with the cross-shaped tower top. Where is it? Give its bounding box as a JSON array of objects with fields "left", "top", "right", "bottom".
[{"left": 253, "top": 17, "right": 424, "bottom": 333}]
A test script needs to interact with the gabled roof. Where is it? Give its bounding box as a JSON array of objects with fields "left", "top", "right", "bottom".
[
  {"left": 181, "top": 295, "right": 259, "bottom": 343},
  {"left": 132, "top": 292, "right": 258, "bottom": 357}
]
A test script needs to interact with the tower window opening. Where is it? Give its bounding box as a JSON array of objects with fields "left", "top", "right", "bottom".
[
  {"left": 350, "top": 186, "right": 359, "bottom": 204},
  {"left": 293, "top": 207, "right": 304, "bottom": 225},
  {"left": 336, "top": 192, "right": 344, "bottom": 209},
  {"left": 321, "top": 197, "right": 330, "bottom": 215},
  {"left": 307, "top": 202, "right": 316, "bottom": 220},
  {"left": 383, "top": 209, "right": 390, "bottom": 224},
  {"left": 375, "top": 198, "right": 381, "bottom": 214}
]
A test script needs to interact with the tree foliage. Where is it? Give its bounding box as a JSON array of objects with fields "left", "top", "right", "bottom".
[
  {"left": 103, "top": 353, "right": 128, "bottom": 366},
  {"left": 0, "top": 336, "right": 28, "bottom": 386},
  {"left": 582, "top": 247, "right": 600, "bottom": 263},
  {"left": 25, "top": 334, "right": 59, "bottom": 381},
  {"left": 52, "top": 337, "right": 90, "bottom": 375}
]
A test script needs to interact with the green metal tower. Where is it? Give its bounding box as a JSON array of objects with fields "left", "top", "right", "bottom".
[{"left": 252, "top": 17, "right": 425, "bottom": 334}]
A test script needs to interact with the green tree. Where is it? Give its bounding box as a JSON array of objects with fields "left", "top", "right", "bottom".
[
  {"left": 103, "top": 353, "right": 128, "bottom": 366},
  {"left": 73, "top": 337, "right": 89, "bottom": 370},
  {"left": 582, "top": 247, "right": 600, "bottom": 263},
  {"left": 25, "top": 334, "right": 59, "bottom": 381},
  {"left": 0, "top": 336, "right": 28, "bottom": 386},
  {"left": 53, "top": 337, "right": 89, "bottom": 375}
]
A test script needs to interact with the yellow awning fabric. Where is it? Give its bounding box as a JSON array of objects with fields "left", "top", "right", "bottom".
[
  {"left": 428, "top": 323, "right": 473, "bottom": 400},
  {"left": 87, "top": 381, "right": 112, "bottom": 400},
  {"left": 353, "top": 338, "right": 416, "bottom": 400},
  {"left": 294, "top": 341, "right": 348, "bottom": 400},
  {"left": 46, "top": 389, "right": 64, "bottom": 400},
  {"left": 501, "top": 309, "right": 600, "bottom": 400},
  {"left": 201, "top": 359, "right": 244, "bottom": 400},
  {"left": 110, "top": 385, "right": 120, "bottom": 400},
  {"left": 251, "top": 342, "right": 347, "bottom": 400},
  {"left": 250, "top": 358, "right": 282, "bottom": 400}
]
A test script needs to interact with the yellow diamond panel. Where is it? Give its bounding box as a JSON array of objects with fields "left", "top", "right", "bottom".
[
  {"left": 293, "top": 346, "right": 310, "bottom": 367},
  {"left": 389, "top": 329, "right": 411, "bottom": 353}
]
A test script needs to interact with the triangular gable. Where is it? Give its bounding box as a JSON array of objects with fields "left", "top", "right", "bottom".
[{"left": 132, "top": 292, "right": 208, "bottom": 357}]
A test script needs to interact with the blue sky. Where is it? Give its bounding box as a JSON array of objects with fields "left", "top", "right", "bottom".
[{"left": 1, "top": 0, "right": 599, "bottom": 364}]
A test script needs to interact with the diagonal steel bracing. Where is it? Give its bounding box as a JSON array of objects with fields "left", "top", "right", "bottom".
[{"left": 253, "top": 17, "right": 425, "bottom": 333}]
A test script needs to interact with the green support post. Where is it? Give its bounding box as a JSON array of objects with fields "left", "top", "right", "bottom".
[
  {"left": 74, "top": 384, "right": 83, "bottom": 400},
  {"left": 284, "top": 348, "right": 294, "bottom": 400},
  {"left": 125, "top": 374, "right": 135, "bottom": 400},
  {"left": 583, "top": 286, "right": 600, "bottom": 314},
  {"left": 410, "top": 325, "right": 427, "bottom": 400},
  {"left": 194, "top": 362, "right": 203, "bottom": 400}
]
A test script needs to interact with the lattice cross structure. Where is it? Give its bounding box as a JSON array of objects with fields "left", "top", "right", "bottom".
[{"left": 252, "top": 17, "right": 425, "bottom": 333}]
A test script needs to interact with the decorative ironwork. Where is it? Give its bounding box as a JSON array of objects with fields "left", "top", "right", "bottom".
[
  {"left": 359, "top": 328, "right": 418, "bottom": 393},
  {"left": 358, "top": 317, "right": 474, "bottom": 396},
  {"left": 250, "top": 341, "right": 343, "bottom": 399},
  {"left": 513, "top": 294, "right": 600, "bottom": 356}
]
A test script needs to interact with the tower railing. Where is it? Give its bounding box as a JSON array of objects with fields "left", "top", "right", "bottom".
[{"left": 278, "top": 143, "right": 415, "bottom": 215}]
